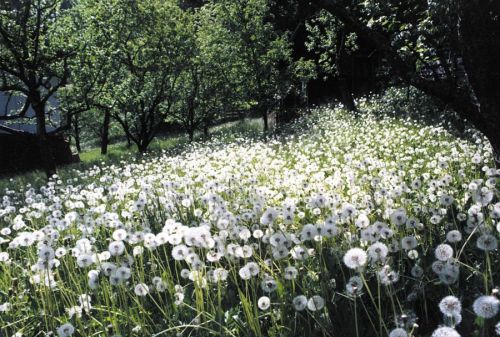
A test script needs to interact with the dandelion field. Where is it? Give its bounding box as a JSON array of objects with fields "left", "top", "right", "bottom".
[{"left": 1, "top": 105, "right": 499, "bottom": 337}]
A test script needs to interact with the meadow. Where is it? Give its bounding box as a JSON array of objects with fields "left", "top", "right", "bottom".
[{"left": 0, "top": 103, "right": 499, "bottom": 337}]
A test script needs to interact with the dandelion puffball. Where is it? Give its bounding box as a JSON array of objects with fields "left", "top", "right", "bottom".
[
  {"left": 258, "top": 296, "right": 270, "bottom": 310},
  {"left": 431, "top": 326, "right": 460, "bottom": 337},
  {"left": 389, "top": 328, "right": 408, "bottom": 337},
  {"left": 307, "top": 295, "right": 325, "bottom": 311},
  {"left": 134, "top": 283, "right": 150, "bottom": 297},
  {"left": 434, "top": 244, "right": 454, "bottom": 261},
  {"left": 473, "top": 295, "right": 500, "bottom": 319},
  {"left": 438, "top": 296, "right": 461, "bottom": 317},
  {"left": 57, "top": 323, "right": 75, "bottom": 337},
  {"left": 292, "top": 295, "right": 307, "bottom": 311},
  {"left": 343, "top": 248, "right": 367, "bottom": 269}
]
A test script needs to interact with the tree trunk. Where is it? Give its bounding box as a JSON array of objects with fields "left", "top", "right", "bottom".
[
  {"left": 337, "top": 31, "right": 357, "bottom": 112},
  {"left": 137, "top": 141, "right": 148, "bottom": 153},
  {"left": 73, "top": 118, "right": 81, "bottom": 153},
  {"left": 339, "top": 75, "right": 357, "bottom": 112},
  {"left": 459, "top": 0, "right": 500, "bottom": 168},
  {"left": 125, "top": 131, "right": 132, "bottom": 148},
  {"left": 137, "top": 131, "right": 155, "bottom": 153},
  {"left": 203, "top": 122, "right": 209, "bottom": 138},
  {"left": 74, "top": 132, "right": 81, "bottom": 153},
  {"left": 188, "top": 128, "right": 194, "bottom": 142},
  {"left": 262, "top": 106, "right": 269, "bottom": 132},
  {"left": 301, "top": 79, "right": 308, "bottom": 106},
  {"left": 33, "top": 101, "right": 56, "bottom": 178},
  {"left": 101, "top": 109, "right": 111, "bottom": 155},
  {"left": 489, "top": 132, "right": 500, "bottom": 169}
]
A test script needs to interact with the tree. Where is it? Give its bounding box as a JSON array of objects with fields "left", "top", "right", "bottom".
[
  {"left": 305, "top": 10, "right": 358, "bottom": 111},
  {"left": 58, "top": 0, "right": 123, "bottom": 155},
  {"left": 315, "top": 0, "right": 500, "bottom": 167},
  {"left": 71, "top": 0, "right": 191, "bottom": 153},
  {"left": 214, "top": 0, "right": 292, "bottom": 132},
  {"left": 292, "top": 58, "right": 317, "bottom": 107},
  {"left": 172, "top": 4, "right": 244, "bottom": 141},
  {"left": 0, "top": 0, "right": 75, "bottom": 177}
]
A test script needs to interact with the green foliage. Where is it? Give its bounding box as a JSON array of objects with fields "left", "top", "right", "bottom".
[
  {"left": 57, "top": 0, "right": 291, "bottom": 151},
  {"left": 170, "top": 5, "right": 242, "bottom": 138},
  {"left": 212, "top": 0, "right": 292, "bottom": 112},
  {"left": 62, "top": 0, "right": 195, "bottom": 151},
  {"left": 0, "top": 0, "right": 74, "bottom": 123},
  {"left": 292, "top": 58, "right": 317, "bottom": 83},
  {"left": 305, "top": 10, "right": 358, "bottom": 78}
]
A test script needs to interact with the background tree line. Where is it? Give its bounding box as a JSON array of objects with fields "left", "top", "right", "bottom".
[{"left": 1, "top": 0, "right": 499, "bottom": 177}]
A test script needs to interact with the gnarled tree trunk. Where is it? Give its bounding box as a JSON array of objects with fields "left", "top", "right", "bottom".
[{"left": 459, "top": 0, "right": 500, "bottom": 168}]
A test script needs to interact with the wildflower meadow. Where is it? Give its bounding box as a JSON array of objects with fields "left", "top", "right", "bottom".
[{"left": 1, "top": 105, "right": 499, "bottom": 337}]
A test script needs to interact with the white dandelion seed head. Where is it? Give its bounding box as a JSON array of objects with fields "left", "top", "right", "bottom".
[
  {"left": 389, "top": 328, "right": 408, "bottom": 337},
  {"left": 439, "top": 296, "right": 461, "bottom": 317},
  {"left": 446, "top": 230, "right": 462, "bottom": 243},
  {"left": 473, "top": 295, "right": 500, "bottom": 319},
  {"left": 258, "top": 296, "right": 270, "bottom": 310},
  {"left": 431, "top": 326, "right": 460, "bottom": 337},
  {"left": 343, "top": 248, "right": 367, "bottom": 269},
  {"left": 477, "top": 234, "right": 498, "bottom": 251},
  {"left": 401, "top": 236, "right": 418, "bottom": 250},
  {"left": 367, "top": 242, "right": 389, "bottom": 263},
  {"left": 292, "top": 295, "right": 308, "bottom": 311},
  {"left": 435, "top": 244, "right": 454, "bottom": 261},
  {"left": 346, "top": 276, "right": 363, "bottom": 295},
  {"left": 307, "top": 295, "right": 325, "bottom": 311},
  {"left": 57, "top": 323, "right": 75, "bottom": 337},
  {"left": 134, "top": 283, "right": 150, "bottom": 297}
]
